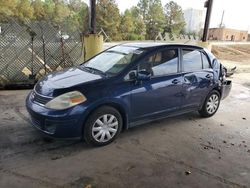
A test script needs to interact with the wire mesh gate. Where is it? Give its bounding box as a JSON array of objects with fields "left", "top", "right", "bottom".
[{"left": 0, "top": 19, "right": 83, "bottom": 88}]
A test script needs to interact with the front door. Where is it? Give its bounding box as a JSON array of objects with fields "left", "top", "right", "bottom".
[{"left": 129, "top": 48, "right": 183, "bottom": 124}]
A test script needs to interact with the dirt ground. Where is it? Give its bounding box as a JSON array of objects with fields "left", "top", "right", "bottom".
[{"left": 0, "top": 45, "right": 250, "bottom": 188}]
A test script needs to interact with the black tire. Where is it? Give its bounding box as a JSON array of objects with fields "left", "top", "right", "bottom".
[
  {"left": 199, "top": 90, "right": 221, "bottom": 118},
  {"left": 83, "top": 106, "right": 123, "bottom": 146}
]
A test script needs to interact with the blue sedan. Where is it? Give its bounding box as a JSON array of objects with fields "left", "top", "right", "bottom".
[{"left": 26, "top": 43, "right": 232, "bottom": 146}]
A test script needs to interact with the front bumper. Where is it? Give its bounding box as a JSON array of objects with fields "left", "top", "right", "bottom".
[{"left": 26, "top": 92, "right": 88, "bottom": 139}]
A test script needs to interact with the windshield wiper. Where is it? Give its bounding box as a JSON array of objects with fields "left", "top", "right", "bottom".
[{"left": 80, "top": 66, "right": 107, "bottom": 76}]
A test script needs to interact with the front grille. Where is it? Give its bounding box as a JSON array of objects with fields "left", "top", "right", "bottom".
[{"left": 32, "top": 91, "right": 51, "bottom": 105}]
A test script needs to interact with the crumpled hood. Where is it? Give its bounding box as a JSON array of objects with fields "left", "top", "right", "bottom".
[{"left": 35, "top": 67, "right": 103, "bottom": 96}]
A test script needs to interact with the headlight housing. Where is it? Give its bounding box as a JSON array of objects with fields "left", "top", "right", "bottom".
[{"left": 45, "top": 91, "right": 87, "bottom": 110}]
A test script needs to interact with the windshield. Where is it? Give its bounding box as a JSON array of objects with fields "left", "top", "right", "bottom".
[{"left": 81, "top": 46, "right": 144, "bottom": 76}]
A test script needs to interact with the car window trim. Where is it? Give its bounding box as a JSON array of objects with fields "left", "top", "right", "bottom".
[{"left": 200, "top": 51, "right": 212, "bottom": 69}]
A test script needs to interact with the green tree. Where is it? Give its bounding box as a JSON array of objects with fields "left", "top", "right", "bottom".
[
  {"left": 147, "top": 0, "right": 165, "bottom": 39},
  {"left": 63, "top": 3, "right": 88, "bottom": 33},
  {"left": 137, "top": 0, "right": 165, "bottom": 40},
  {"left": 96, "top": 0, "right": 121, "bottom": 41},
  {"left": 129, "top": 6, "right": 146, "bottom": 40},
  {"left": 53, "top": 1, "right": 70, "bottom": 24},
  {"left": 32, "top": 0, "right": 45, "bottom": 20},
  {"left": 0, "top": 0, "right": 17, "bottom": 20},
  {"left": 44, "top": 0, "right": 55, "bottom": 20},
  {"left": 119, "top": 10, "right": 135, "bottom": 40},
  {"left": 69, "top": 0, "right": 83, "bottom": 12},
  {"left": 137, "top": 0, "right": 149, "bottom": 20},
  {"left": 16, "top": 0, "right": 34, "bottom": 21},
  {"left": 78, "top": 5, "right": 89, "bottom": 32},
  {"left": 164, "top": 1, "right": 186, "bottom": 35}
]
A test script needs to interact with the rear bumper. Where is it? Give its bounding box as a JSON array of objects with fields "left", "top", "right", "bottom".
[{"left": 221, "top": 80, "right": 232, "bottom": 100}]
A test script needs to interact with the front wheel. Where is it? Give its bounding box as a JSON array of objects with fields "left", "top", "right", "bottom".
[
  {"left": 83, "top": 106, "right": 122, "bottom": 146},
  {"left": 199, "top": 90, "right": 221, "bottom": 118}
]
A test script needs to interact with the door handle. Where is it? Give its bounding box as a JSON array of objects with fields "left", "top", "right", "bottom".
[
  {"left": 206, "top": 74, "right": 212, "bottom": 79},
  {"left": 172, "top": 79, "right": 180, "bottom": 84}
]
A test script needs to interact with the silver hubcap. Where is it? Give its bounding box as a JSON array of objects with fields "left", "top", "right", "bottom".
[
  {"left": 206, "top": 94, "right": 219, "bottom": 114},
  {"left": 92, "top": 114, "right": 118, "bottom": 143}
]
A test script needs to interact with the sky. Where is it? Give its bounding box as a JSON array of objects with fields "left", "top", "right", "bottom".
[{"left": 83, "top": 0, "right": 250, "bottom": 32}]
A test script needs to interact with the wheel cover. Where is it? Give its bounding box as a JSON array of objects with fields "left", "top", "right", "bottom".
[
  {"left": 91, "top": 114, "right": 118, "bottom": 143},
  {"left": 206, "top": 94, "right": 219, "bottom": 114}
]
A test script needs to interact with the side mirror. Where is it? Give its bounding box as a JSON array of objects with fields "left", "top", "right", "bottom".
[
  {"left": 128, "top": 71, "right": 136, "bottom": 80},
  {"left": 137, "top": 70, "right": 151, "bottom": 81}
]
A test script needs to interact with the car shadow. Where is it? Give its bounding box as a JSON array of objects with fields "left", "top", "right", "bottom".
[{"left": 1, "top": 111, "right": 202, "bottom": 163}]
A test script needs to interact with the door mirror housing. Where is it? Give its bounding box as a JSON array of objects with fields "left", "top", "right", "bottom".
[
  {"left": 136, "top": 70, "right": 151, "bottom": 81},
  {"left": 128, "top": 71, "right": 137, "bottom": 80}
]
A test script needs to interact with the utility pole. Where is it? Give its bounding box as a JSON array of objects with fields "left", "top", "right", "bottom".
[
  {"left": 83, "top": 0, "right": 103, "bottom": 61},
  {"left": 219, "top": 10, "right": 225, "bottom": 28},
  {"left": 90, "top": 0, "right": 96, "bottom": 34},
  {"left": 202, "top": 0, "right": 213, "bottom": 42}
]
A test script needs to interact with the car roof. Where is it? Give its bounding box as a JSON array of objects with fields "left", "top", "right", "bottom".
[{"left": 120, "top": 42, "right": 203, "bottom": 50}]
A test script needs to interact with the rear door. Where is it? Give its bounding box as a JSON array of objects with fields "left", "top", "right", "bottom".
[{"left": 181, "top": 48, "right": 214, "bottom": 109}]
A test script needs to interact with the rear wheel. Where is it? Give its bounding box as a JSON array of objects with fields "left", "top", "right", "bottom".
[
  {"left": 83, "top": 106, "right": 122, "bottom": 146},
  {"left": 199, "top": 90, "right": 220, "bottom": 118}
]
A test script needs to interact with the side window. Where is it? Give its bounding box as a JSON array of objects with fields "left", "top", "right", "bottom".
[
  {"left": 201, "top": 53, "right": 211, "bottom": 69},
  {"left": 139, "top": 49, "right": 178, "bottom": 76},
  {"left": 182, "top": 49, "right": 202, "bottom": 72}
]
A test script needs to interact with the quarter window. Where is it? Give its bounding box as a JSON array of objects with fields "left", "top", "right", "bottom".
[
  {"left": 182, "top": 49, "right": 202, "bottom": 72},
  {"left": 139, "top": 49, "right": 178, "bottom": 76}
]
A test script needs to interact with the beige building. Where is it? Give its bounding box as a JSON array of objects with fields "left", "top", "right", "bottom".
[{"left": 208, "top": 28, "right": 248, "bottom": 41}]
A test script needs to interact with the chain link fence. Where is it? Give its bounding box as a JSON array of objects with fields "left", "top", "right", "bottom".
[{"left": 0, "top": 19, "right": 83, "bottom": 88}]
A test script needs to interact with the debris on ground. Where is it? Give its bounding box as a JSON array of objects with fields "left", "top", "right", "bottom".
[
  {"left": 51, "top": 156, "right": 61, "bottom": 160},
  {"left": 223, "top": 140, "right": 227, "bottom": 144},
  {"left": 85, "top": 185, "right": 92, "bottom": 188},
  {"left": 220, "top": 123, "right": 225, "bottom": 126},
  {"left": 127, "top": 165, "right": 136, "bottom": 171},
  {"left": 185, "top": 171, "right": 191, "bottom": 175},
  {"left": 242, "top": 118, "right": 246, "bottom": 120}
]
